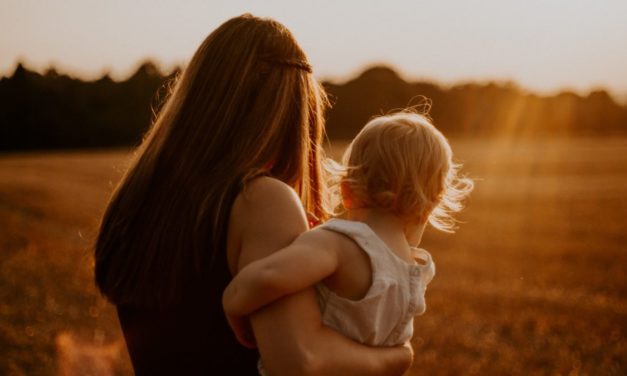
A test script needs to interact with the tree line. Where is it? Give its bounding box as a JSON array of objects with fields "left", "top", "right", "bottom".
[{"left": 1, "top": 62, "right": 625, "bottom": 151}]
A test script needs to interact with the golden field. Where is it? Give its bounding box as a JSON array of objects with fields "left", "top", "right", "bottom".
[{"left": 0, "top": 137, "right": 625, "bottom": 375}]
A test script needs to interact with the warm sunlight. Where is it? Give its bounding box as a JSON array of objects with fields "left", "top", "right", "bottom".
[{"left": 1, "top": 3, "right": 625, "bottom": 376}]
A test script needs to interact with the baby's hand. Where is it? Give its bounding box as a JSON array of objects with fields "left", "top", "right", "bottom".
[{"left": 225, "top": 313, "right": 257, "bottom": 349}]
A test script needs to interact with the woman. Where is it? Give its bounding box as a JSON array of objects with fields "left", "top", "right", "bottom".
[{"left": 95, "top": 14, "right": 412, "bottom": 375}]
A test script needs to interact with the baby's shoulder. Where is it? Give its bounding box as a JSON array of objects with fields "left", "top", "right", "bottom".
[{"left": 311, "top": 223, "right": 365, "bottom": 259}]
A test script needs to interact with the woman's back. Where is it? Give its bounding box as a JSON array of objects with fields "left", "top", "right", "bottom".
[
  {"left": 116, "top": 278, "right": 257, "bottom": 375},
  {"left": 113, "top": 181, "right": 258, "bottom": 375},
  {"left": 118, "top": 302, "right": 257, "bottom": 374}
]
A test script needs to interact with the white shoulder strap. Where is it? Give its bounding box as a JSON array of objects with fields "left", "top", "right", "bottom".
[
  {"left": 411, "top": 247, "right": 436, "bottom": 285},
  {"left": 318, "top": 218, "right": 383, "bottom": 261}
]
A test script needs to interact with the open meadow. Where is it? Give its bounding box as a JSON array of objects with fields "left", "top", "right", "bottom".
[{"left": 0, "top": 137, "right": 625, "bottom": 375}]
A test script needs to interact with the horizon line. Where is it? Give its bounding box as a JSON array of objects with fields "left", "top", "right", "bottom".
[{"left": 4, "top": 59, "right": 627, "bottom": 105}]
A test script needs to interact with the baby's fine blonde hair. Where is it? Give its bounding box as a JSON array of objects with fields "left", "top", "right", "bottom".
[{"left": 335, "top": 110, "right": 473, "bottom": 232}]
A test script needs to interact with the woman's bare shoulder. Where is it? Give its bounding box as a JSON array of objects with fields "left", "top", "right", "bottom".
[
  {"left": 229, "top": 176, "right": 309, "bottom": 268},
  {"left": 233, "top": 176, "right": 305, "bottom": 218}
]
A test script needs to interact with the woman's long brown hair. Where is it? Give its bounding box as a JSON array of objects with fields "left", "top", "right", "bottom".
[{"left": 95, "top": 14, "right": 329, "bottom": 307}]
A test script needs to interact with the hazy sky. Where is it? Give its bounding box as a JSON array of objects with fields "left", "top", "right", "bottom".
[{"left": 2, "top": 0, "right": 626, "bottom": 98}]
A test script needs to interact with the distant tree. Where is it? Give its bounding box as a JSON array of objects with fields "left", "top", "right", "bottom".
[{"left": 0, "top": 63, "right": 625, "bottom": 151}]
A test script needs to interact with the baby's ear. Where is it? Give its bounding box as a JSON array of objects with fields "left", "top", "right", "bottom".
[{"left": 340, "top": 181, "right": 356, "bottom": 209}]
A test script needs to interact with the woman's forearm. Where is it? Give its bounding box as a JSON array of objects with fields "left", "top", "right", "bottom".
[
  {"left": 305, "top": 325, "right": 413, "bottom": 376},
  {"left": 251, "top": 288, "right": 413, "bottom": 376}
]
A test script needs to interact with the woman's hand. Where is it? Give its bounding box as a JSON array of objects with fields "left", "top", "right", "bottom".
[{"left": 398, "top": 341, "right": 415, "bottom": 373}]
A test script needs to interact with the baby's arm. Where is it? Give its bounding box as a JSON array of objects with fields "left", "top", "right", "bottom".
[{"left": 222, "top": 228, "right": 339, "bottom": 338}]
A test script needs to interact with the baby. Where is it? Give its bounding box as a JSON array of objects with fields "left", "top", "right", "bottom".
[{"left": 223, "top": 110, "right": 473, "bottom": 372}]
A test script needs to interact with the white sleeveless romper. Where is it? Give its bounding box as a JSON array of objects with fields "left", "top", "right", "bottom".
[
  {"left": 257, "top": 218, "right": 436, "bottom": 375},
  {"left": 315, "top": 218, "right": 436, "bottom": 346}
]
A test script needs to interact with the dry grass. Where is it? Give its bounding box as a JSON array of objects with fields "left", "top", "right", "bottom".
[
  {"left": 0, "top": 138, "right": 625, "bottom": 375},
  {"left": 0, "top": 148, "right": 133, "bottom": 376}
]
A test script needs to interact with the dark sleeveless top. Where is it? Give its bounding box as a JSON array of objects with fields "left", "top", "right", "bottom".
[{"left": 116, "top": 182, "right": 258, "bottom": 375}]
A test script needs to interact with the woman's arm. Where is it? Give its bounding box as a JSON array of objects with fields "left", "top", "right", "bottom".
[
  {"left": 227, "top": 177, "right": 413, "bottom": 376},
  {"left": 223, "top": 229, "right": 339, "bottom": 318},
  {"left": 253, "top": 288, "right": 413, "bottom": 376}
]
